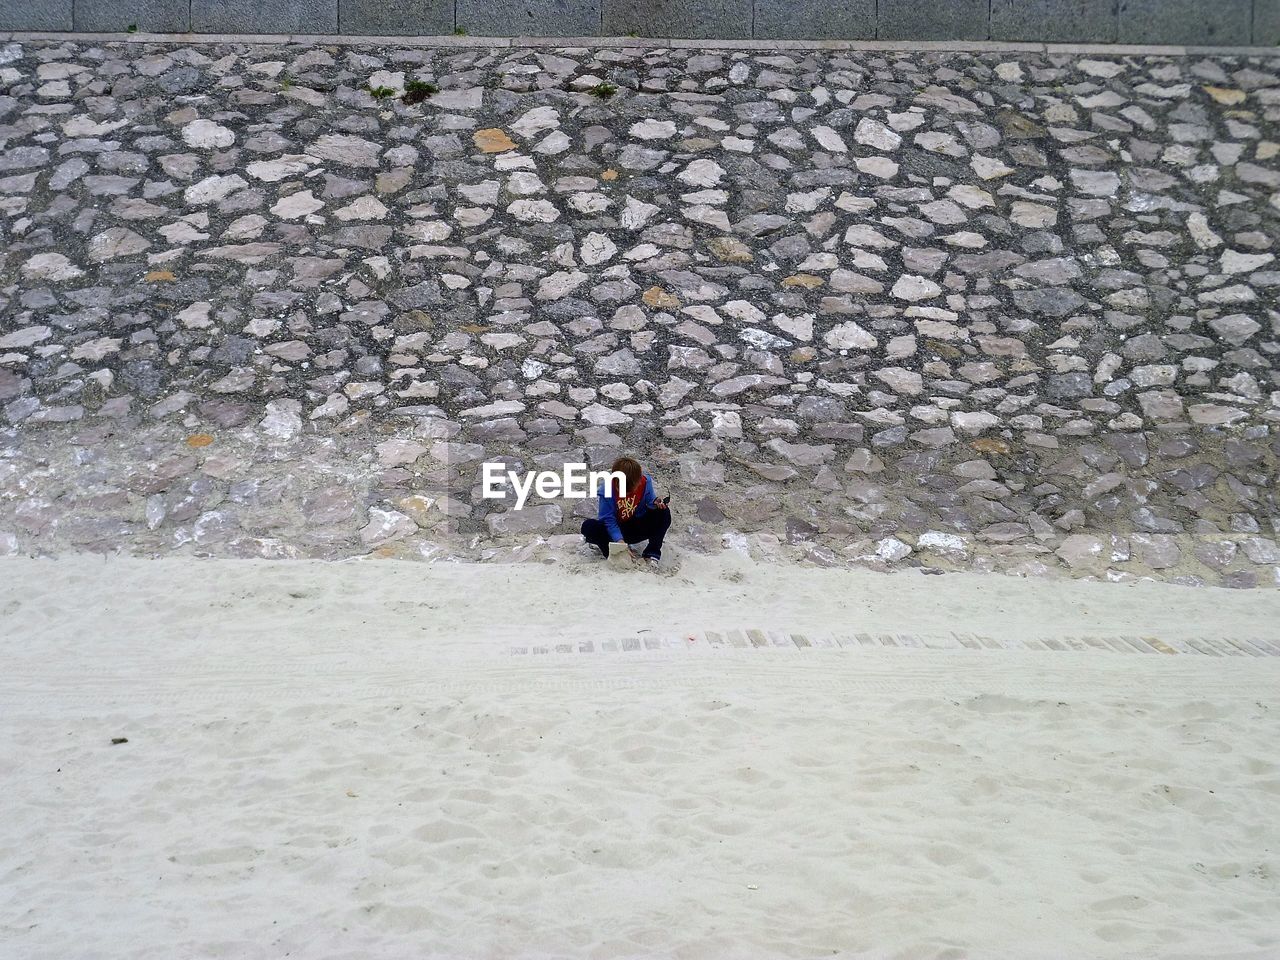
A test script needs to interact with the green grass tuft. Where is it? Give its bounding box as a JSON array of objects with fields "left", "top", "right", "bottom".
[{"left": 403, "top": 78, "right": 439, "bottom": 105}]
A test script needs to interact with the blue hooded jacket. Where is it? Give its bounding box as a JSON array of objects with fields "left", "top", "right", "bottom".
[{"left": 597, "top": 472, "right": 658, "bottom": 542}]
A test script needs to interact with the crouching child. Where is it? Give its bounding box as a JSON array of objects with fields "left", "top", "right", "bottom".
[{"left": 580, "top": 457, "right": 671, "bottom": 565}]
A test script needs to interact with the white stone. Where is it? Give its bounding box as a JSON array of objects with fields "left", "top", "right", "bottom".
[
  {"left": 678, "top": 159, "right": 725, "bottom": 188},
  {"left": 536, "top": 270, "right": 588, "bottom": 301},
  {"left": 368, "top": 69, "right": 405, "bottom": 93},
  {"left": 21, "top": 253, "right": 82, "bottom": 282},
  {"left": 260, "top": 400, "right": 303, "bottom": 440},
  {"left": 772, "top": 313, "right": 813, "bottom": 342},
  {"left": 891, "top": 275, "right": 941, "bottom": 302},
  {"left": 334, "top": 196, "right": 389, "bottom": 221},
  {"left": 1208, "top": 314, "right": 1261, "bottom": 345},
  {"left": 176, "top": 302, "right": 213, "bottom": 329},
  {"left": 873, "top": 367, "right": 923, "bottom": 395},
  {"left": 511, "top": 106, "right": 560, "bottom": 138},
  {"left": 917, "top": 531, "right": 970, "bottom": 557},
  {"left": 184, "top": 174, "right": 248, "bottom": 205},
  {"left": 580, "top": 232, "right": 617, "bottom": 266},
  {"left": 1188, "top": 403, "right": 1247, "bottom": 426},
  {"left": 812, "top": 125, "right": 847, "bottom": 152},
  {"left": 360, "top": 508, "right": 417, "bottom": 546},
  {"left": 271, "top": 190, "right": 324, "bottom": 220},
  {"left": 723, "top": 300, "right": 765, "bottom": 324},
  {"left": 182, "top": 119, "right": 235, "bottom": 149},
  {"left": 950, "top": 411, "right": 1000, "bottom": 433},
  {"left": 1186, "top": 212, "right": 1223, "bottom": 249},
  {"left": 630, "top": 119, "right": 676, "bottom": 139},
  {"left": 581, "top": 403, "right": 631, "bottom": 425},
  {"left": 0, "top": 325, "right": 51, "bottom": 349},
  {"left": 460, "top": 400, "right": 525, "bottom": 418},
  {"left": 375, "top": 439, "right": 427, "bottom": 468},
  {"left": 875, "top": 537, "right": 912, "bottom": 562},
  {"left": 246, "top": 156, "right": 313, "bottom": 182},
  {"left": 507, "top": 199, "right": 560, "bottom": 223},
  {"left": 310, "top": 394, "right": 350, "bottom": 420},
  {"left": 458, "top": 180, "right": 500, "bottom": 204},
  {"left": 1220, "top": 249, "right": 1274, "bottom": 274},
  {"left": 856, "top": 156, "right": 898, "bottom": 178},
  {"left": 1010, "top": 201, "right": 1057, "bottom": 228},
  {"left": 915, "top": 131, "right": 965, "bottom": 157},
  {"left": 854, "top": 118, "right": 901, "bottom": 151},
  {"left": 971, "top": 155, "right": 1014, "bottom": 180},
  {"left": 823, "top": 321, "right": 877, "bottom": 350},
  {"left": 995, "top": 62, "right": 1024, "bottom": 82},
  {"left": 1070, "top": 169, "right": 1120, "bottom": 197},
  {"left": 620, "top": 196, "right": 659, "bottom": 229},
  {"left": 506, "top": 171, "right": 546, "bottom": 195},
  {"left": 309, "top": 134, "right": 381, "bottom": 168},
  {"left": 87, "top": 227, "right": 150, "bottom": 262}
]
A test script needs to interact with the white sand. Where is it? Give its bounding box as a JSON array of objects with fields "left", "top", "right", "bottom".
[{"left": 1, "top": 554, "right": 1279, "bottom": 960}]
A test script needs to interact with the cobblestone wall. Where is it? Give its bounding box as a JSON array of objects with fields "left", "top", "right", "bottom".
[
  {"left": 2, "top": 39, "right": 1280, "bottom": 586},
  {"left": 3, "top": 0, "right": 1280, "bottom": 45}
]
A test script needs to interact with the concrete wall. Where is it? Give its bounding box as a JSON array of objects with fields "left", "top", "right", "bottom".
[{"left": 3, "top": 0, "right": 1279, "bottom": 44}]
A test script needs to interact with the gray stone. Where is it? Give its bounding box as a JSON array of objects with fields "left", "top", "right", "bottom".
[
  {"left": 303, "top": 487, "right": 356, "bottom": 527},
  {"left": 878, "top": 0, "right": 989, "bottom": 39},
  {"left": 457, "top": 0, "right": 599, "bottom": 35},
  {"left": 360, "top": 508, "right": 417, "bottom": 547},
  {"left": 990, "top": 0, "right": 1116, "bottom": 41},
  {"left": 1013, "top": 288, "right": 1086, "bottom": 318},
  {"left": 75, "top": 0, "right": 189, "bottom": 30},
  {"left": 487, "top": 504, "right": 563, "bottom": 535},
  {"left": 0, "top": 0, "right": 71, "bottom": 28},
  {"left": 754, "top": 0, "right": 874, "bottom": 39},
  {"left": 602, "top": 0, "right": 752, "bottom": 38},
  {"left": 340, "top": 0, "right": 452, "bottom": 33},
  {"left": 192, "top": 0, "right": 337, "bottom": 32},
  {"left": 1056, "top": 534, "right": 1106, "bottom": 570},
  {"left": 1242, "top": 538, "right": 1280, "bottom": 565},
  {"left": 1130, "top": 533, "right": 1181, "bottom": 570},
  {"left": 1118, "top": 0, "right": 1251, "bottom": 43}
]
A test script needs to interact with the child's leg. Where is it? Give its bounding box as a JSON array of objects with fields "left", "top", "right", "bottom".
[
  {"left": 628, "top": 509, "right": 672, "bottom": 560},
  {"left": 580, "top": 519, "right": 611, "bottom": 558}
]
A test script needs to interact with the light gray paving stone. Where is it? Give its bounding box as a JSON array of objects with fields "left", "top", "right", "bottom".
[
  {"left": 0, "top": 0, "right": 71, "bottom": 29},
  {"left": 602, "top": 0, "right": 752, "bottom": 39},
  {"left": 75, "top": 0, "right": 189, "bottom": 30},
  {"left": 509, "top": 630, "right": 1277, "bottom": 657},
  {"left": 339, "top": 0, "right": 453, "bottom": 34},
  {"left": 753, "top": 0, "right": 875, "bottom": 40},
  {"left": 1117, "top": 0, "right": 1251, "bottom": 44},
  {"left": 457, "top": 0, "right": 600, "bottom": 36},
  {"left": 989, "top": 0, "right": 1117, "bottom": 42},
  {"left": 877, "top": 0, "right": 989, "bottom": 40},
  {"left": 192, "top": 0, "right": 338, "bottom": 33}
]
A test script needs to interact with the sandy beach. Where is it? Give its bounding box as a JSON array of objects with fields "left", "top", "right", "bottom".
[
  {"left": 2, "top": 554, "right": 1278, "bottom": 960},
  {"left": 2, "top": 27, "right": 1279, "bottom": 960}
]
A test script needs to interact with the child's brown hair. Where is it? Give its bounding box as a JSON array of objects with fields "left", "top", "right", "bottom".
[{"left": 611, "top": 456, "right": 642, "bottom": 494}]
